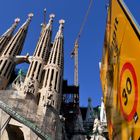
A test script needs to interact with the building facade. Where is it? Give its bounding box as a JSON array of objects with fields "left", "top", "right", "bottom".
[{"left": 0, "top": 11, "right": 66, "bottom": 140}]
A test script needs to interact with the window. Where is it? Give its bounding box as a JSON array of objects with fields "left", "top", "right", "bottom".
[
  {"left": 54, "top": 71, "right": 58, "bottom": 91},
  {"left": 4, "top": 61, "right": 11, "bottom": 76},
  {"left": 45, "top": 69, "right": 49, "bottom": 87},
  {"left": 49, "top": 69, "right": 54, "bottom": 88},
  {"left": 7, "top": 64, "right": 14, "bottom": 78},
  {"left": 36, "top": 63, "right": 41, "bottom": 80},
  {"left": 32, "top": 61, "right": 37, "bottom": 78},
  {"left": 27, "top": 62, "right": 33, "bottom": 77},
  {"left": 1, "top": 60, "right": 7, "bottom": 75}
]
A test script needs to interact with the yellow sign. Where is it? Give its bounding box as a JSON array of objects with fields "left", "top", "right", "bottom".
[{"left": 100, "top": 0, "right": 140, "bottom": 139}]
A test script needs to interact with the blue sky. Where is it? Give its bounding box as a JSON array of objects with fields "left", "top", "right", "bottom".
[{"left": 0, "top": 0, "right": 139, "bottom": 107}]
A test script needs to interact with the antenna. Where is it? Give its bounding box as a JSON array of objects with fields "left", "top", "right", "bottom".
[{"left": 43, "top": 8, "right": 47, "bottom": 25}]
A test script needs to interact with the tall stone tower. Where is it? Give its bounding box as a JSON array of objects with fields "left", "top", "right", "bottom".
[
  {"left": 0, "top": 13, "right": 33, "bottom": 90},
  {"left": 0, "top": 18, "right": 20, "bottom": 55},
  {"left": 36, "top": 19, "right": 65, "bottom": 140},
  {"left": 38, "top": 19, "right": 65, "bottom": 113},
  {"left": 23, "top": 14, "right": 55, "bottom": 100}
]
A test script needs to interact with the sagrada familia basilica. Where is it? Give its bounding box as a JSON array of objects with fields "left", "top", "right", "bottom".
[
  {"left": 0, "top": 11, "right": 66, "bottom": 140},
  {"left": 0, "top": 10, "right": 108, "bottom": 140}
]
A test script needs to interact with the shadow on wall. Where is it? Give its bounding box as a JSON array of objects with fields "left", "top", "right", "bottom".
[{"left": 6, "top": 124, "right": 24, "bottom": 140}]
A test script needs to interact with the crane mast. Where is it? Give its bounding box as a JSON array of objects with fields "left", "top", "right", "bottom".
[
  {"left": 72, "top": 39, "right": 79, "bottom": 87},
  {"left": 72, "top": 0, "right": 93, "bottom": 86},
  {"left": 71, "top": 0, "right": 93, "bottom": 105}
]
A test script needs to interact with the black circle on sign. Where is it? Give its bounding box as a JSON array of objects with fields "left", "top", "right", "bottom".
[{"left": 126, "top": 77, "right": 132, "bottom": 94}]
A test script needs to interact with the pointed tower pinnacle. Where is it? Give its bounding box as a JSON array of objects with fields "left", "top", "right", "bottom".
[
  {"left": 85, "top": 97, "right": 94, "bottom": 123},
  {"left": 56, "top": 19, "right": 65, "bottom": 38},
  {"left": 3, "top": 18, "right": 20, "bottom": 36},
  {"left": 0, "top": 18, "right": 20, "bottom": 54},
  {"left": 20, "top": 13, "right": 33, "bottom": 29},
  {"left": 47, "top": 14, "right": 55, "bottom": 28},
  {"left": 0, "top": 13, "right": 33, "bottom": 90},
  {"left": 24, "top": 13, "right": 55, "bottom": 99}
]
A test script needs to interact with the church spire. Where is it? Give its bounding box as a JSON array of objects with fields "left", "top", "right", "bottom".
[
  {"left": 0, "top": 13, "right": 33, "bottom": 90},
  {"left": 0, "top": 18, "right": 20, "bottom": 54},
  {"left": 55, "top": 19, "right": 65, "bottom": 38},
  {"left": 47, "top": 14, "right": 55, "bottom": 29},
  {"left": 2, "top": 13, "right": 33, "bottom": 57},
  {"left": 24, "top": 13, "right": 55, "bottom": 98},
  {"left": 20, "top": 13, "right": 33, "bottom": 29},
  {"left": 37, "top": 19, "right": 65, "bottom": 140},
  {"left": 2, "top": 18, "right": 20, "bottom": 36},
  {"left": 38, "top": 19, "right": 65, "bottom": 114},
  {"left": 33, "top": 13, "right": 55, "bottom": 60},
  {"left": 47, "top": 19, "right": 64, "bottom": 66}
]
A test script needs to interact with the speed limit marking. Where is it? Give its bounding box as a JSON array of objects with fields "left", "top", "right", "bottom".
[{"left": 119, "top": 62, "right": 138, "bottom": 122}]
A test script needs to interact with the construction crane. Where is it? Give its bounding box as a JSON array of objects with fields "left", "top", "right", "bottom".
[
  {"left": 71, "top": 0, "right": 93, "bottom": 87},
  {"left": 71, "top": 0, "right": 93, "bottom": 104}
]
